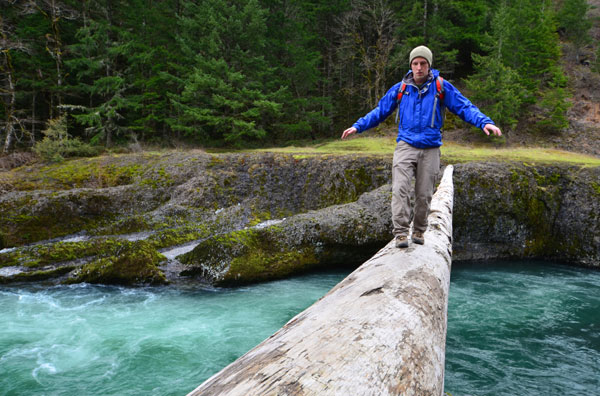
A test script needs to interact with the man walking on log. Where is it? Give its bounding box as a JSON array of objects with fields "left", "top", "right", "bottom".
[{"left": 342, "top": 45, "right": 501, "bottom": 248}]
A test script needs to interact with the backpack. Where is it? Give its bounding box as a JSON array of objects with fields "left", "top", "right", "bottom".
[{"left": 395, "top": 76, "right": 445, "bottom": 125}]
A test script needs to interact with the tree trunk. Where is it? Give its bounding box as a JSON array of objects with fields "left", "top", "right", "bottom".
[
  {"left": 188, "top": 165, "right": 455, "bottom": 396},
  {"left": 2, "top": 52, "right": 17, "bottom": 154}
]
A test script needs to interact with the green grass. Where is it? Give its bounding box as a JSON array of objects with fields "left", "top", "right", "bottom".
[
  {"left": 441, "top": 142, "right": 600, "bottom": 165},
  {"left": 252, "top": 136, "right": 396, "bottom": 156},
  {"left": 252, "top": 136, "right": 600, "bottom": 166}
]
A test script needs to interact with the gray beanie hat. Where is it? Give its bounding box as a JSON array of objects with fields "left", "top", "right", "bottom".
[{"left": 409, "top": 45, "right": 433, "bottom": 67}]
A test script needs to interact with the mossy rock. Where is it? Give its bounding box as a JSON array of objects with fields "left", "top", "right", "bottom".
[
  {"left": 180, "top": 227, "right": 321, "bottom": 286},
  {"left": 0, "top": 266, "right": 76, "bottom": 284},
  {"left": 66, "top": 240, "right": 167, "bottom": 286},
  {"left": 180, "top": 185, "right": 393, "bottom": 286}
]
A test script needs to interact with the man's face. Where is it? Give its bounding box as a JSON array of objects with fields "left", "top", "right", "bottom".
[{"left": 411, "top": 57, "right": 429, "bottom": 84}]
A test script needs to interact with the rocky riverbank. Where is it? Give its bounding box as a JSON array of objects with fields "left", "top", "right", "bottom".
[{"left": 1, "top": 152, "right": 598, "bottom": 286}]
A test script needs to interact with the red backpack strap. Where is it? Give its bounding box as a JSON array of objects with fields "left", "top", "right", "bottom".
[
  {"left": 395, "top": 83, "right": 407, "bottom": 123},
  {"left": 435, "top": 76, "right": 445, "bottom": 101},
  {"left": 397, "top": 83, "right": 407, "bottom": 102}
]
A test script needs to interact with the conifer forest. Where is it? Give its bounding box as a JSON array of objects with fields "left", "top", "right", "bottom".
[{"left": 0, "top": 0, "right": 595, "bottom": 151}]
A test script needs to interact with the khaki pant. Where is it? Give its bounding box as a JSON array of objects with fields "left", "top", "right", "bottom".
[{"left": 392, "top": 140, "right": 440, "bottom": 237}]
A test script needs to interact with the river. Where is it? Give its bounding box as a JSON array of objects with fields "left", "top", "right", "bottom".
[{"left": 1, "top": 261, "right": 598, "bottom": 395}]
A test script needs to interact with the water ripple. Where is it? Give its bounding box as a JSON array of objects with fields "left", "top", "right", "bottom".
[{"left": 445, "top": 260, "right": 600, "bottom": 396}]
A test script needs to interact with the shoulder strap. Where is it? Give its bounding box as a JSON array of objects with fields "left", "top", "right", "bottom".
[
  {"left": 435, "top": 76, "right": 445, "bottom": 101},
  {"left": 396, "top": 83, "right": 407, "bottom": 102},
  {"left": 395, "top": 83, "right": 407, "bottom": 123}
]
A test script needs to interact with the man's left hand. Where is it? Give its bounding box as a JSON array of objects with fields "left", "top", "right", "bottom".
[{"left": 483, "top": 124, "right": 502, "bottom": 136}]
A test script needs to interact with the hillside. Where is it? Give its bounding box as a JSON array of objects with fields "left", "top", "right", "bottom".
[{"left": 442, "top": 0, "right": 600, "bottom": 156}]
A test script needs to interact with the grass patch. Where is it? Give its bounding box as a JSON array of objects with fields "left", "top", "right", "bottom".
[
  {"left": 252, "top": 136, "right": 396, "bottom": 156},
  {"left": 441, "top": 142, "right": 600, "bottom": 165},
  {"left": 252, "top": 136, "right": 600, "bottom": 165}
]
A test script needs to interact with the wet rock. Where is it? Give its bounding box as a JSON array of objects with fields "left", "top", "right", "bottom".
[
  {"left": 453, "top": 162, "right": 600, "bottom": 267},
  {"left": 1, "top": 151, "right": 598, "bottom": 287},
  {"left": 65, "top": 240, "right": 167, "bottom": 286},
  {"left": 0, "top": 153, "right": 391, "bottom": 248},
  {"left": 179, "top": 185, "right": 393, "bottom": 286}
]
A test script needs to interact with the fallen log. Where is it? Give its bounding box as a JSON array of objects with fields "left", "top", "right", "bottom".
[{"left": 188, "top": 165, "right": 454, "bottom": 396}]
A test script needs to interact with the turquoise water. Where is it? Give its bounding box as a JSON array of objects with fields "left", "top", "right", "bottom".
[
  {"left": 0, "top": 271, "right": 347, "bottom": 396},
  {"left": 1, "top": 262, "right": 599, "bottom": 396},
  {"left": 444, "top": 261, "right": 600, "bottom": 396}
]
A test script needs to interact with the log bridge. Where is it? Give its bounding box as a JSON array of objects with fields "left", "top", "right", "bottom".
[{"left": 188, "top": 165, "right": 454, "bottom": 396}]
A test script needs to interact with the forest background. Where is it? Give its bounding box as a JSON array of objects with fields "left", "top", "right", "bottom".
[{"left": 0, "top": 0, "right": 598, "bottom": 157}]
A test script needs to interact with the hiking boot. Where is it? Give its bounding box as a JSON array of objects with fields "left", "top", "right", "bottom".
[
  {"left": 395, "top": 235, "right": 409, "bottom": 248},
  {"left": 412, "top": 231, "right": 425, "bottom": 245}
]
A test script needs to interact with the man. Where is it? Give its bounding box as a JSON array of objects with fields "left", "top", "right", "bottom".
[{"left": 341, "top": 45, "right": 501, "bottom": 248}]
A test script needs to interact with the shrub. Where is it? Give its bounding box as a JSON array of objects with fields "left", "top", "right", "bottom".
[{"left": 33, "top": 116, "right": 101, "bottom": 162}]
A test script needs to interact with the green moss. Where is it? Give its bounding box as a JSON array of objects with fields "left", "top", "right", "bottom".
[
  {"left": 322, "top": 173, "right": 352, "bottom": 206},
  {"left": 527, "top": 165, "right": 564, "bottom": 187},
  {"left": 208, "top": 170, "right": 239, "bottom": 206},
  {"left": 0, "top": 237, "right": 168, "bottom": 269},
  {"left": 65, "top": 240, "right": 167, "bottom": 286},
  {"left": 8, "top": 157, "right": 145, "bottom": 191},
  {"left": 181, "top": 227, "right": 320, "bottom": 286},
  {"left": 0, "top": 214, "right": 88, "bottom": 247},
  {"left": 97, "top": 215, "right": 151, "bottom": 235},
  {"left": 139, "top": 166, "right": 173, "bottom": 188},
  {"left": 0, "top": 266, "right": 76, "bottom": 284},
  {"left": 147, "top": 224, "right": 211, "bottom": 249},
  {"left": 221, "top": 247, "right": 318, "bottom": 286},
  {"left": 207, "top": 155, "right": 224, "bottom": 168},
  {"left": 508, "top": 166, "right": 564, "bottom": 257},
  {"left": 0, "top": 191, "right": 115, "bottom": 247},
  {"left": 592, "top": 182, "right": 600, "bottom": 196},
  {"left": 214, "top": 228, "right": 317, "bottom": 285},
  {"left": 345, "top": 166, "right": 373, "bottom": 196}
]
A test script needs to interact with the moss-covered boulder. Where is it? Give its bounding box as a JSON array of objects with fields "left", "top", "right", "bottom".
[
  {"left": 66, "top": 240, "right": 167, "bottom": 286},
  {"left": 179, "top": 185, "right": 393, "bottom": 286},
  {"left": 453, "top": 162, "right": 600, "bottom": 266},
  {"left": 0, "top": 152, "right": 391, "bottom": 248}
]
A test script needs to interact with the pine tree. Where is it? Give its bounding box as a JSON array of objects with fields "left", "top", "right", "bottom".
[
  {"left": 466, "top": 53, "right": 524, "bottom": 131},
  {"left": 260, "top": 0, "right": 334, "bottom": 141},
  {"left": 557, "top": 0, "right": 592, "bottom": 63},
  {"left": 466, "top": 0, "right": 568, "bottom": 134},
  {"left": 171, "top": 0, "right": 283, "bottom": 146},
  {"left": 64, "top": 0, "right": 132, "bottom": 146},
  {"left": 119, "top": 0, "right": 182, "bottom": 143}
]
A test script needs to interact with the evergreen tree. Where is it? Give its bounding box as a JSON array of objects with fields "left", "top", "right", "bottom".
[
  {"left": 466, "top": 0, "right": 568, "bottom": 134},
  {"left": 171, "top": 0, "right": 283, "bottom": 146},
  {"left": 1, "top": 10, "right": 24, "bottom": 153},
  {"left": 0, "top": 0, "right": 580, "bottom": 149},
  {"left": 260, "top": 0, "right": 333, "bottom": 141},
  {"left": 119, "top": 0, "right": 182, "bottom": 143},
  {"left": 64, "top": 0, "right": 132, "bottom": 146},
  {"left": 466, "top": 53, "right": 524, "bottom": 130},
  {"left": 556, "top": 0, "right": 592, "bottom": 63}
]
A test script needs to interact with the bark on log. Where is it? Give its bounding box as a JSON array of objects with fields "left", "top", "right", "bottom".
[{"left": 188, "top": 165, "right": 454, "bottom": 396}]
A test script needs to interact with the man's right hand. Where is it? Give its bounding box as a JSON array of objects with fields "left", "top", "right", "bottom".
[{"left": 341, "top": 127, "right": 357, "bottom": 139}]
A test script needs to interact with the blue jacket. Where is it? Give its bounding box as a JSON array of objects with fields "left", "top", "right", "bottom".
[{"left": 352, "top": 69, "right": 495, "bottom": 148}]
